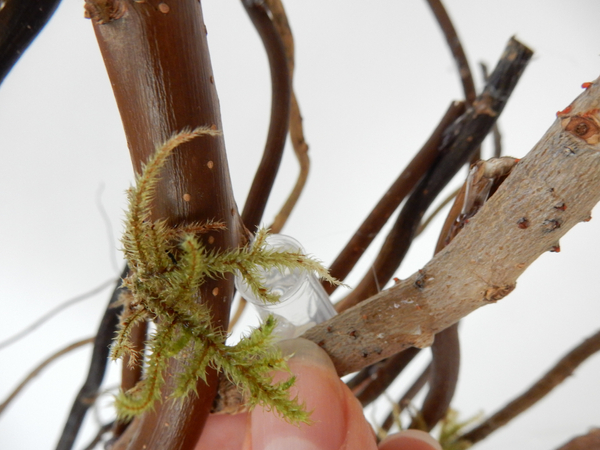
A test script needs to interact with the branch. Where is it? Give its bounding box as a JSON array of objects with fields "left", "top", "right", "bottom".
[
  {"left": 337, "top": 37, "right": 532, "bottom": 307},
  {"left": 0, "top": 337, "right": 94, "bottom": 416},
  {"left": 327, "top": 100, "right": 465, "bottom": 294},
  {"left": 458, "top": 328, "right": 600, "bottom": 445},
  {"left": 302, "top": 75, "right": 600, "bottom": 375},
  {"left": 88, "top": 1, "right": 242, "bottom": 448},
  {"left": 425, "top": 0, "right": 476, "bottom": 105},
  {"left": 0, "top": 0, "right": 61, "bottom": 84},
  {"left": 55, "top": 267, "right": 127, "bottom": 450},
  {"left": 554, "top": 428, "right": 600, "bottom": 450},
  {"left": 241, "top": 0, "right": 291, "bottom": 232},
  {"left": 266, "top": 0, "right": 310, "bottom": 234}
]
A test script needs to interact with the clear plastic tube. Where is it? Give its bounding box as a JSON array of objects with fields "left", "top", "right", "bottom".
[{"left": 234, "top": 234, "right": 337, "bottom": 340}]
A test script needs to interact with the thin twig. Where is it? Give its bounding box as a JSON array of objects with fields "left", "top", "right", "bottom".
[
  {"left": 0, "top": 337, "right": 94, "bottom": 416},
  {"left": 415, "top": 186, "right": 460, "bottom": 237},
  {"left": 241, "top": 0, "right": 292, "bottom": 232},
  {"left": 351, "top": 348, "right": 421, "bottom": 407},
  {"left": 0, "top": 277, "right": 117, "bottom": 351},
  {"left": 481, "top": 62, "right": 503, "bottom": 158},
  {"left": 337, "top": 37, "right": 532, "bottom": 309},
  {"left": 55, "top": 267, "right": 127, "bottom": 450},
  {"left": 425, "top": 0, "right": 476, "bottom": 105},
  {"left": 327, "top": 101, "right": 465, "bottom": 295},
  {"left": 381, "top": 363, "right": 432, "bottom": 433},
  {"left": 263, "top": 0, "right": 310, "bottom": 234},
  {"left": 458, "top": 328, "right": 600, "bottom": 446},
  {"left": 95, "top": 182, "right": 121, "bottom": 274},
  {"left": 82, "top": 421, "right": 115, "bottom": 450}
]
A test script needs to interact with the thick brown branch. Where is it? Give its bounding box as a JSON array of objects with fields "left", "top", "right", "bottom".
[
  {"left": 302, "top": 75, "right": 600, "bottom": 375},
  {"left": 350, "top": 347, "right": 421, "bottom": 407},
  {"left": 412, "top": 323, "right": 459, "bottom": 431},
  {"left": 458, "top": 328, "right": 600, "bottom": 445},
  {"left": 90, "top": 2, "right": 241, "bottom": 448}
]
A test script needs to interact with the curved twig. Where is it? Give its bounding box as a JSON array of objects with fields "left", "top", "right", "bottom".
[
  {"left": 425, "top": 0, "right": 476, "bottom": 105},
  {"left": 0, "top": 277, "right": 117, "bottom": 351},
  {"left": 381, "top": 363, "right": 432, "bottom": 433},
  {"left": 458, "top": 328, "right": 600, "bottom": 446},
  {"left": 0, "top": 337, "right": 94, "bottom": 416},
  {"left": 241, "top": 0, "right": 292, "bottom": 232}
]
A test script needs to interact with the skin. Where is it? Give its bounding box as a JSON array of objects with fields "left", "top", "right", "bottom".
[{"left": 196, "top": 339, "right": 442, "bottom": 450}]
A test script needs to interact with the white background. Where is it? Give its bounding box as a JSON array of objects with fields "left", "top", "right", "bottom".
[{"left": 0, "top": 1, "right": 599, "bottom": 449}]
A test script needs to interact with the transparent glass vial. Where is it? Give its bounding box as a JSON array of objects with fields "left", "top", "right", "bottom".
[{"left": 234, "top": 234, "right": 337, "bottom": 340}]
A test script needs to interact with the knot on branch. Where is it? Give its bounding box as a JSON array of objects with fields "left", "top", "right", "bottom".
[
  {"left": 561, "top": 112, "right": 600, "bottom": 144},
  {"left": 483, "top": 283, "right": 516, "bottom": 302},
  {"left": 84, "top": 0, "right": 127, "bottom": 24}
]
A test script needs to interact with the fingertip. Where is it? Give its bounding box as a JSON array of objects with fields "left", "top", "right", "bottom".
[
  {"left": 278, "top": 338, "right": 337, "bottom": 375},
  {"left": 378, "top": 430, "right": 442, "bottom": 450}
]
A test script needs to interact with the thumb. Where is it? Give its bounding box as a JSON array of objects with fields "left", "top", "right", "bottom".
[{"left": 249, "top": 338, "right": 377, "bottom": 450}]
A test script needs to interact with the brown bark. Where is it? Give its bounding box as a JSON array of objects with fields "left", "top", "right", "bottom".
[
  {"left": 555, "top": 428, "right": 600, "bottom": 450},
  {"left": 88, "top": 1, "right": 241, "bottom": 448}
]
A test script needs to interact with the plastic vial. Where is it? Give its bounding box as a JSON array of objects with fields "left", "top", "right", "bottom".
[{"left": 234, "top": 234, "right": 337, "bottom": 340}]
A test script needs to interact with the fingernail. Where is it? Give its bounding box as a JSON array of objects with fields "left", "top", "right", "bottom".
[
  {"left": 379, "top": 430, "right": 443, "bottom": 450},
  {"left": 277, "top": 338, "right": 337, "bottom": 374}
]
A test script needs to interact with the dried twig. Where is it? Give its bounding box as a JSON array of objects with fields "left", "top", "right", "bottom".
[
  {"left": 241, "top": 0, "right": 292, "bottom": 232},
  {"left": 426, "top": 0, "right": 476, "bottom": 105},
  {"left": 337, "top": 37, "right": 532, "bottom": 309},
  {"left": 327, "top": 101, "right": 465, "bottom": 295},
  {"left": 381, "top": 364, "right": 432, "bottom": 433},
  {"left": 0, "top": 337, "right": 94, "bottom": 416},
  {"left": 412, "top": 323, "right": 460, "bottom": 431},
  {"left": 458, "top": 329, "right": 600, "bottom": 446},
  {"left": 350, "top": 347, "right": 421, "bottom": 407},
  {"left": 0, "top": 277, "right": 117, "bottom": 351},
  {"left": 55, "top": 268, "right": 127, "bottom": 450}
]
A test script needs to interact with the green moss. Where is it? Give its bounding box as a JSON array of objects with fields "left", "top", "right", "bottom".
[{"left": 113, "top": 127, "right": 338, "bottom": 424}]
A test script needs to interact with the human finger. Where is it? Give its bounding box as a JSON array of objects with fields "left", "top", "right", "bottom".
[{"left": 378, "top": 430, "right": 442, "bottom": 450}]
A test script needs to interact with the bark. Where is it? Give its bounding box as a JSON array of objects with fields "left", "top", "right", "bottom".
[
  {"left": 302, "top": 76, "right": 600, "bottom": 376},
  {"left": 88, "top": 1, "right": 241, "bottom": 449},
  {"left": 555, "top": 428, "right": 600, "bottom": 450}
]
